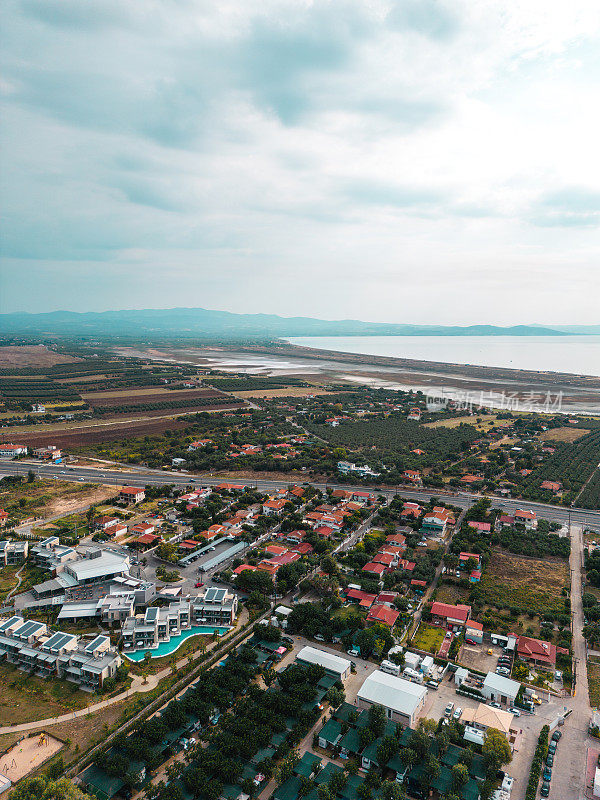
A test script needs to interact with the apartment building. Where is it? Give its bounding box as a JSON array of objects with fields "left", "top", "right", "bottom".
[
  {"left": 0, "top": 616, "right": 121, "bottom": 690},
  {"left": 0, "top": 540, "right": 28, "bottom": 566},
  {"left": 122, "top": 588, "right": 237, "bottom": 652}
]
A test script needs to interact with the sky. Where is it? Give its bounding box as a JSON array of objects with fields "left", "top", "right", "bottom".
[{"left": 1, "top": 0, "right": 600, "bottom": 325}]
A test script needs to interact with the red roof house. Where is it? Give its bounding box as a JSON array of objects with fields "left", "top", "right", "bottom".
[{"left": 366, "top": 604, "right": 400, "bottom": 628}]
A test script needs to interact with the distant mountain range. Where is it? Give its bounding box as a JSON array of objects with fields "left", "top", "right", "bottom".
[{"left": 0, "top": 307, "right": 594, "bottom": 339}]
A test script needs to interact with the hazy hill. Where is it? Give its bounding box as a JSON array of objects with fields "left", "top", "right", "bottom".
[{"left": 0, "top": 307, "right": 570, "bottom": 339}]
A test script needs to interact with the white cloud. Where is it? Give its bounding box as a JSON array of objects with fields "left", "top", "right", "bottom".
[{"left": 0, "top": 0, "right": 599, "bottom": 322}]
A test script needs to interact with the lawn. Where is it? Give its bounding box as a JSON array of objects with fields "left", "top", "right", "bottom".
[
  {"left": 411, "top": 622, "right": 445, "bottom": 655},
  {"left": 477, "top": 548, "right": 569, "bottom": 616},
  {"left": 588, "top": 657, "right": 600, "bottom": 708},
  {"left": 0, "top": 664, "right": 92, "bottom": 726}
]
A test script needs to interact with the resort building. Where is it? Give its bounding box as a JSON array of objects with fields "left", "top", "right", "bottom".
[
  {"left": 0, "top": 616, "right": 121, "bottom": 690},
  {"left": 0, "top": 540, "right": 28, "bottom": 565}
]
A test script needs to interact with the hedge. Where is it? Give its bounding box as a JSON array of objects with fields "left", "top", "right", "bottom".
[{"left": 525, "top": 724, "right": 549, "bottom": 800}]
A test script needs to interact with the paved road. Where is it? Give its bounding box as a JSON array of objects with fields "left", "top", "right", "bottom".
[
  {"left": 549, "top": 523, "right": 590, "bottom": 800},
  {"left": 2, "top": 461, "right": 599, "bottom": 526}
]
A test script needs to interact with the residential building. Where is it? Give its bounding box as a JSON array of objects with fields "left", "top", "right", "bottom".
[
  {"left": 119, "top": 487, "right": 145, "bottom": 505},
  {"left": 513, "top": 509, "right": 537, "bottom": 529},
  {"left": 366, "top": 604, "right": 399, "bottom": 628},
  {"left": 517, "top": 635, "right": 556, "bottom": 668},
  {"left": 430, "top": 601, "right": 471, "bottom": 630},
  {"left": 465, "top": 620, "right": 484, "bottom": 644},
  {"left": 0, "top": 510, "right": 9, "bottom": 527},
  {"left": 0, "top": 617, "right": 121, "bottom": 690},
  {"left": 0, "top": 444, "right": 27, "bottom": 458},
  {"left": 462, "top": 703, "right": 515, "bottom": 746},
  {"left": 32, "top": 446, "right": 62, "bottom": 461},
  {"left": 356, "top": 670, "right": 427, "bottom": 727},
  {"left": 0, "top": 540, "right": 28, "bottom": 565},
  {"left": 191, "top": 587, "right": 238, "bottom": 626}
]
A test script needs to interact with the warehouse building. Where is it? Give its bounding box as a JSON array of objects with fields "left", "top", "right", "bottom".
[
  {"left": 296, "top": 646, "right": 351, "bottom": 681},
  {"left": 481, "top": 672, "right": 521, "bottom": 706},
  {"left": 356, "top": 670, "right": 427, "bottom": 727}
]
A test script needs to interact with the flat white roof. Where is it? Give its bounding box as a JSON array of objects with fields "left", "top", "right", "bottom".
[
  {"left": 483, "top": 671, "right": 521, "bottom": 696},
  {"left": 297, "top": 646, "right": 351, "bottom": 675},
  {"left": 68, "top": 552, "right": 129, "bottom": 581},
  {"left": 358, "top": 670, "right": 427, "bottom": 716}
]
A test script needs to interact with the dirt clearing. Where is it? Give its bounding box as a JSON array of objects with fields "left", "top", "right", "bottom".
[{"left": 0, "top": 346, "right": 80, "bottom": 369}]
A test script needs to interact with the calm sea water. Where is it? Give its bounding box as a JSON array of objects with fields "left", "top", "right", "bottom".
[{"left": 286, "top": 335, "right": 600, "bottom": 377}]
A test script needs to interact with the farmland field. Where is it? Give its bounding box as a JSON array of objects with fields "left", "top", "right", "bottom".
[
  {"left": 0, "top": 345, "right": 81, "bottom": 369},
  {"left": 477, "top": 548, "right": 569, "bottom": 615},
  {"left": 82, "top": 387, "right": 225, "bottom": 406},
  {"left": 539, "top": 427, "right": 590, "bottom": 443}
]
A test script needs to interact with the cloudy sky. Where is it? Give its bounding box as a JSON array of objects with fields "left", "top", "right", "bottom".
[{"left": 1, "top": 0, "right": 599, "bottom": 324}]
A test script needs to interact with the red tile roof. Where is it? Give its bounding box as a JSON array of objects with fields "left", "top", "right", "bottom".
[
  {"left": 366, "top": 604, "right": 400, "bottom": 627},
  {"left": 430, "top": 601, "right": 471, "bottom": 623},
  {"left": 517, "top": 635, "right": 556, "bottom": 665}
]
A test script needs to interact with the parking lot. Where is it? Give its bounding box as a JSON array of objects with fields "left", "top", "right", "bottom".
[
  {"left": 459, "top": 641, "right": 507, "bottom": 674},
  {"left": 418, "top": 667, "right": 560, "bottom": 796}
]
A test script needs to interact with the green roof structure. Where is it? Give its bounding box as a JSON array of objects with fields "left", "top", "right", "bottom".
[
  {"left": 318, "top": 718, "right": 342, "bottom": 746},
  {"left": 332, "top": 702, "right": 360, "bottom": 724},
  {"left": 81, "top": 765, "right": 124, "bottom": 800},
  {"left": 338, "top": 726, "right": 362, "bottom": 755},
  {"left": 294, "top": 752, "right": 322, "bottom": 778}
]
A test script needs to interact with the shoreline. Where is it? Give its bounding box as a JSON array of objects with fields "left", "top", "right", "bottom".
[{"left": 115, "top": 343, "right": 600, "bottom": 414}]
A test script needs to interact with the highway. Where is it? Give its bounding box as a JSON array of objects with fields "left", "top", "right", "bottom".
[{"left": 2, "top": 459, "right": 600, "bottom": 527}]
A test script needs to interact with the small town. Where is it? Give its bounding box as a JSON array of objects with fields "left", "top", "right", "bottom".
[
  {"left": 2, "top": 2, "right": 599, "bottom": 798},
  {"left": 0, "top": 349, "right": 598, "bottom": 800}
]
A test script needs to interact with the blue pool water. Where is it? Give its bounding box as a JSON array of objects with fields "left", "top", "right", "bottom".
[{"left": 123, "top": 625, "right": 229, "bottom": 661}]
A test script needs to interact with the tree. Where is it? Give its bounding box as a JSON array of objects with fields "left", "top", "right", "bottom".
[
  {"left": 451, "top": 763, "right": 469, "bottom": 790},
  {"left": 10, "top": 777, "right": 88, "bottom": 800},
  {"left": 325, "top": 686, "right": 345, "bottom": 708},
  {"left": 368, "top": 703, "right": 386, "bottom": 738},
  {"left": 380, "top": 781, "right": 405, "bottom": 800},
  {"left": 376, "top": 735, "right": 399, "bottom": 767},
  {"left": 423, "top": 755, "right": 440, "bottom": 787},
  {"left": 27, "top": 469, "right": 36, "bottom": 483},
  {"left": 317, "top": 786, "right": 334, "bottom": 800},
  {"left": 482, "top": 728, "right": 512, "bottom": 772}
]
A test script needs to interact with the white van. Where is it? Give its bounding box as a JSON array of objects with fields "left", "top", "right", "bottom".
[{"left": 380, "top": 659, "right": 401, "bottom": 677}]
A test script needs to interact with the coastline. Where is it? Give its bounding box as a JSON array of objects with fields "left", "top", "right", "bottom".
[{"left": 115, "top": 342, "right": 600, "bottom": 414}]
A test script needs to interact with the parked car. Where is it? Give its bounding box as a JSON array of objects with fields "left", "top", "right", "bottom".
[
  {"left": 540, "top": 781, "right": 550, "bottom": 797},
  {"left": 543, "top": 766, "right": 552, "bottom": 781},
  {"left": 508, "top": 707, "right": 521, "bottom": 716},
  {"left": 548, "top": 741, "right": 557, "bottom": 755},
  {"left": 314, "top": 634, "right": 325, "bottom": 642},
  {"left": 444, "top": 702, "right": 454, "bottom": 717},
  {"left": 195, "top": 581, "right": 204, "bottom": 587},
  {"left": 452, "top": 707, "right": 463, "bottom": 720},
  {"left": 496, "top": 668, "right": 510, "bottom": 676},
  {"left": 425, "top": 680, "right": 440, "bottom": 689},
  {"left": 551, "top": 730, "right": 562, "bottom": 742},
  {"left": 489, "top": 702, "right": 502, "bottom": 709},
  {"left": 546, "top": 754, "right": 554, "bottom": 767}
]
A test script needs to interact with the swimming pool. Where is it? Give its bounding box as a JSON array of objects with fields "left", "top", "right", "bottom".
[{"left": 123, "top": 625, "right": 230, "bottom": 661}]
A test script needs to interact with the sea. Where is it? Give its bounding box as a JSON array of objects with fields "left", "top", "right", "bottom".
[{"left": 286, "top": 335, "right": 600, "bottom": 378}]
